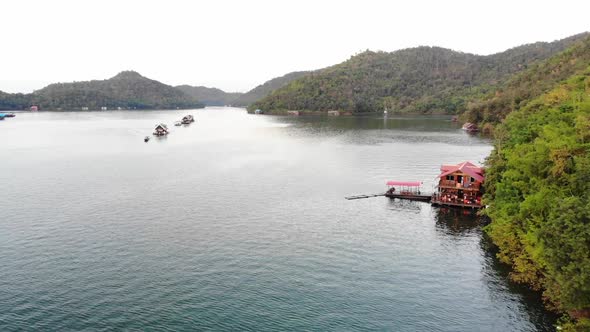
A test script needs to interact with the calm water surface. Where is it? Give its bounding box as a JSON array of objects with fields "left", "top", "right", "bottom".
[{"left": 0, "top": 108, "right": 556, "bottom": 331}]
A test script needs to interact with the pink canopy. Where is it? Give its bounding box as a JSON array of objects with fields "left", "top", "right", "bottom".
[{"left": 386, "top": 181, "right": 422, "bottom": 187}]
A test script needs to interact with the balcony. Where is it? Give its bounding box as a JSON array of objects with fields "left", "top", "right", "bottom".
[{"left": 438, "top": 180, "right": 480, "bottom": 190}]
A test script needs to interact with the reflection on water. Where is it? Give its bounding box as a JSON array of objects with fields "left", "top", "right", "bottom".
[{"left": 434, "top": 207, "right": 486, "bottom": 236}]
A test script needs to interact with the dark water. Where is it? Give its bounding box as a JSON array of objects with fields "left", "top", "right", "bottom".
[{"left": 0, "top": 108, "right": 556, "bottom": 331}]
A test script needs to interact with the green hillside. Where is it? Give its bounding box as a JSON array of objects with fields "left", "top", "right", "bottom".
[
  {"left": 465, "top": 35, "right": 590, "bottom": 126},
  {"left": 233, "top": 71, "right": 309, "bottom": 106},
  {"left": 0, "top": 71, "right": 204, "bottom": 110},
  {"left": 484, "top": 69, "right": 590, "bottom": 330},
  {"left": 250, "top": 33, "right": 588, "bottom": 114},
  {"left": 175, "top": 85, "right": 242, "bottom": 106}
]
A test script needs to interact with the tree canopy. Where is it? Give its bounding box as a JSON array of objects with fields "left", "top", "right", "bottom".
[{"left": 250, "top": 33, "right": 589, "bottom": 114}]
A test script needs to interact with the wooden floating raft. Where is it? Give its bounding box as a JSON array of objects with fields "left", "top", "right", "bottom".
[{"left": 384, "top": 192, "right": 431, "bottom": 202}]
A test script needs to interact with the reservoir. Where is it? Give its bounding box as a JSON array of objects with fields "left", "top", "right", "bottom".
[{"left": 0, "top": 108, "right": 556, "bottom": 331}]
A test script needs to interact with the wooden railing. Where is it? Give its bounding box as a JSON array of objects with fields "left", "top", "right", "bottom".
[
  {"left": 438, "top": 180, "right": 480, "bottom": 190},
  {"left": 432, "top": 193, "right": 482, "bottom": 206}
]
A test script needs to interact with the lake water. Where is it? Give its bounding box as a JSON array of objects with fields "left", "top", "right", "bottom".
[{"left": 0, "top": 107, "right": 556, "bottom": 331}]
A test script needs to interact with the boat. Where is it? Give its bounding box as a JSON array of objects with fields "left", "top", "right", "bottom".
[
  {"left": 384, "top": 181, "right": 431, "bottom": 202},
  {"left": 181, "top": 115, "right": 195, "bottom": 124},
  {"left": 254, "top": 109, "right": 263, "bottom": 114},
  {"left": 461, "top": 122, "right": 479, "bottom": 132},
  {"left": 153, "top": 123, "right": 169, "bottom": 136},
  {"left": 5, "top": 113, "right": 15, "bottom": 118},
  {"left": 144, "top": 136, "right": 150, "bottom": 142},
  {"left": 174, "top": 121, "right": 182, "bottom": 126}
]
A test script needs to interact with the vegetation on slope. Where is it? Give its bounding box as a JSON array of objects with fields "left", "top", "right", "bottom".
[
  {"left": 250, "top": 33, "right": 588, "bottom": 114},
  {"left": 175, "top": 85, "right": 242, "bottom": 106},
  {"left": 484, "top": 69, "right": 590, "bottom": 329},
  {"left": 0, "top": 71, "right": 204, "bottom": 110},
  {"left": 233, "top": 71, "right": 309, "bottom": 107},
  {"left": 0, "top": 91, "right": 32, "bottom": 110},
  {"left": 465, "top": 35, "right": 590, "bottom": 126}
]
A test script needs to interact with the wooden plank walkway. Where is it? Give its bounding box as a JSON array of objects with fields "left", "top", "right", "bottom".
[
  {"left": 385, "top": 193, "right": 432, "bottom": 202},
  {"left": 431, "top": 200, "right": 482, "bottom": 209},
  {"left": 345, "top": 193, "right": 385, "bottom": 200},
  {"left": 344, "top": 193, "right": 484, "bottom": 209}
]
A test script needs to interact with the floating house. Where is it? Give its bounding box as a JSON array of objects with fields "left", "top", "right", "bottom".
[
  {"left": 101, "top": 106, "right": 108, "bottom": 111},
  {"left": 153, "top": 123, "right": 169, "bottom": 136},
  {"left": 431, "top": 161, "right": 484, "bottom": 208},
  {"left": 327, "top": 110, "right": 340, "bottom": 116},
  {"left": 181, "top": 115, "right": 194, "bottom": 124},
  {"left": 81, "top": 107, "right": 89, "bottom": 111},
  {"left": 30, "top": 105, "right": 39, "bottom": 111}
]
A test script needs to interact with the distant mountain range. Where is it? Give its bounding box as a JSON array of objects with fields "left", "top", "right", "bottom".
[
  {"left": 175, "top": 85, "right": 242, "bottom": 107},
  {"left": 250, "top": 33, "right": 590, "bottom": 115},
  {"left": 0, "top": 70, "right": 310, "bottom": 111},
  {"left": 1, "top": 32, "right": 588, "bottom": 115},
  {"left": 176, "top": 71, "right": 310, "bottom": 107},
  {"left": 0, "top": 71, "right": 203, "bottom": 110},
  {"left": 231, "top": 71, "right": 310, "bottom": 106}
]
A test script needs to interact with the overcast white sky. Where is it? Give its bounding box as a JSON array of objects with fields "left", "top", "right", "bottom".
[{"left": 1, "top": 0, "right": 588, "bottom": 93}]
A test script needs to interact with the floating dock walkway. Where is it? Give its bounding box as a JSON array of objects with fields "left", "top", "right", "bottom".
[
  {"left": 345, "top": 192, "right": 481, "bottom": 208},
  {"left": 385, "top": 193, "right": 432, "bottom": 202},
  {"left": 345, "top": 193, "right": 385, "bottom": 200}
]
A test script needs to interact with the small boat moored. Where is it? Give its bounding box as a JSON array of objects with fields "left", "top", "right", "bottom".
[
  {"left": 4, "top": 113, "right": 15, "bottom": 118},
  {"left": 174, "top": 121, "right": 182, "bottom": 126},
  {"left": 462, "top": 122, "right": 478, "bottom": 132},
  {"left": 144, "top": 136, "right": 150, "bottom": 142}
]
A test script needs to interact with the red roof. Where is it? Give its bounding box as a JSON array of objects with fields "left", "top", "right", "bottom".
[
  {"left": 438, "top": 161, "right": 484, "bottom": 182},
  {"left": 386, "top": 181, "right": 422, "bottom": 187}
]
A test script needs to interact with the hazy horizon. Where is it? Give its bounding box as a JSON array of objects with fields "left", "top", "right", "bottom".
[{"left": 2, "top": 0, "right": 589, "bottom": 94}]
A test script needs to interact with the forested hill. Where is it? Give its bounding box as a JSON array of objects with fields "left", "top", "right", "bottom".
[
  {"left": 465, "top": 34, "right": 590, "bottom": 126},
  {"left": 250, "top": 33, "right": 589, "bottom": 114},
  {"left": 0, "top": 71, "right": 204, "bottom": 110},
  {"left": 232, "top": 71, "right": 310, "bottom": 106},
  {"left": 484, "top": 68, "right": 590, "bottom": 330},
  {"left": 175, "top": 85, "right": 242, "bottom": 106}
]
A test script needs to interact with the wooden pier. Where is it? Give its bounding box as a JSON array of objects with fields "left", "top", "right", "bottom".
[
  {"left": 385, "top": 193, "right": 432, "bottom": 202},
  {"left": 346, "top": 192, "right": 482, "bottom": 209},
  {"left": 345, "top": 193, "right": 385, "bottom": 200}
]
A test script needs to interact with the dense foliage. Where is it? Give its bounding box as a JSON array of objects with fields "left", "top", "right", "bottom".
[
  {"left": 0, "top": 71, "right": 204, "bottom": 110},
  {"left": 484, "top": 70, "right": 590, "bottom": 328},
  {"left": 465, "top": 35, "right": 590, "bottom": 125},
  {"left": 0, "top": 91, "right": 32, "bottom": 110},
  {"left": 233, "top": 71, "right": 309, "bottom": 107},
  {"left": 250, "top": 33, "right": 588, "bottom": 114},
  {"left": 175, "top": 85, "right": 242, "bottom": 106}
]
